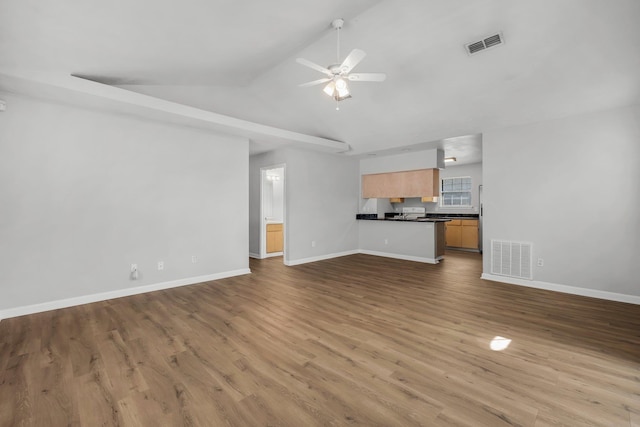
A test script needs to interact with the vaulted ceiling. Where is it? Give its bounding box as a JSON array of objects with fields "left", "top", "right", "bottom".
[{"left": 2, "top": 0, "right": 639, "bottom": 161}]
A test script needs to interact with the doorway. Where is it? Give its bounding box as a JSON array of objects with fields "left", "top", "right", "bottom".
[{"left": 260, "top": 165, "right": 285, "bottom": 260}]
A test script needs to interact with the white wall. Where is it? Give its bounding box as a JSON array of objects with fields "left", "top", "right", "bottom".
[
  {"left": 359, "top": 220, "right": 441, "bottom": 263},
  {"left": 482, "top": 103, "right": 640, "bottom": 299},
  {"left": 249, "top": 147, "right": 359, "bottom": 264},
  {"left": 270, "top": 168, "right": 284, "bottom": 221},
  {"left": 0, "top": 92, "right": 249, "bottom": 314},
  {"left": 262, "top": 168, "right": 284, "bottom": 222},
  {"left": 359, "top": 148, "right": 443, "bottom": 174}
]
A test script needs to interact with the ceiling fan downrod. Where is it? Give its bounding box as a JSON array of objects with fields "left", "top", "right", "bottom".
[{"left": 332, "top": 18, "right": 344, "bottom": 63}]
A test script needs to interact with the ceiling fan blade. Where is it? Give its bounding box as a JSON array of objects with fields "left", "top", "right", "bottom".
[
  {"left": 347, "top": 73, "right": 387, "bottom": 82},
  {"left": 296, "top": 58, "right": 331, "bottom": 75},
  {"left": 299, "top": 78, "right": 332, "bottom": 88},
  {"left": 340, "top": 49, "right": 366, "bottom": 73}
]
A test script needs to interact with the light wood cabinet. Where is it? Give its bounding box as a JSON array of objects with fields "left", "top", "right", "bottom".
[
  {"left": 266, "top": 223, "right": 283, "bottom": 253},
  {"left": 445, "top": 219, "right": 478, "bottom": 249},
  {"left": 445, "top": 220, "right": 462, "bottom": 247},
  {"left": 460, "top": 220, "right": 479, "bottom": 249},
  {"left": 362, "top": 169, "right": 439, "bottom": 199}
]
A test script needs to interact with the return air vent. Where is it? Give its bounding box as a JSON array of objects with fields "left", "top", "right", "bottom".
[
  {"left": 465, "top": 32, "right": 504, "bottom": 55},
  {"left": 491, "top": 240, "right": 532, "bottom": 280}
]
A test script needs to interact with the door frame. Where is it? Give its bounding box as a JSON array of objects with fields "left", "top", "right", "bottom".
[{"left": 260, "top": 164, "right": 286, "bottom": 260}]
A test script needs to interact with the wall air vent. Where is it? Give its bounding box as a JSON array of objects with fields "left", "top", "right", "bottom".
[
  {"left": 491, "top": 240, "right": 532, "bottom": 280},
  {"left": 465, "top": 32, "right": 504, "bottom": 55}
]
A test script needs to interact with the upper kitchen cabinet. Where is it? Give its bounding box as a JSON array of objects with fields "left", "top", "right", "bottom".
[{"left": 362, "top": 168, "right": 440, "bottom": 199}]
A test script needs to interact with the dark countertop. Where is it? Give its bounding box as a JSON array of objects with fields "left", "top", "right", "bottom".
[
  {"left": 356, "top": 212, "right": 479, "bottom": 222},
  {"left": 425, "top": 213, "right": 480, "bottom": 219},
  {"left": 356, "top": 214, "right": 450, "bottom": 223}
]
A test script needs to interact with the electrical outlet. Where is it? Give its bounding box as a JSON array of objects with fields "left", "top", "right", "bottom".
[
  {"left": 158, "top": 261, "right": 164, "bottom": 270},
  {"left": 130, "top": 264, "right": 138, "bottom": 280},
  {"left": 537, "top": 258, "right": 544, "bottom": 267},
  {"left": 311, "top": 241, "right": 316, "bottom": 248},
  {"left": 384, "top": 238, "right": 389, "bottom": 245},
  {"left": 191, "top": 255, "right": 197, "bottom": 263}
]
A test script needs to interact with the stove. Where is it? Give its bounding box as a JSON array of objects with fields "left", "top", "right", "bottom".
[{"left": 401, "top": 207, "right": 426, "bottom": 220}]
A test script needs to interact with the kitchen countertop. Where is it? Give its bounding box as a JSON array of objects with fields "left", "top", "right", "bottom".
[
  {"left": 356, "top": 213, "right": 480, "bottom": 222},
  {"left": 366, "top": 218, "right": 451, "bottom": 222},
  {"left": 356, "top": 214, "right": 450, "bottom": 223},
  {"left": 425, "top": 213, "right": 479, "bottom": 220},
  {"left": 431, "top": 217, "right": 478, "bottom": 221}
]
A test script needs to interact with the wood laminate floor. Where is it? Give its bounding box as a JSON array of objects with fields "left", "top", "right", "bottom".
[{"left": 1, "top": 252, "right": 639, "bottom": 426}]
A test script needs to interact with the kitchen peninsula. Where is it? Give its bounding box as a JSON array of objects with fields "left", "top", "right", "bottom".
[
  {"left": 357, "top": 151, "right": 451, "bottom": 263},
  {"left": 357, "top": 213, "right": 448, "bottom": 264}
]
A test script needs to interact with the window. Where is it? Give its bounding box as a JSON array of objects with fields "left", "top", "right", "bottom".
[{"left": 440, "top": 176, "right": 472, "bottom": 207}]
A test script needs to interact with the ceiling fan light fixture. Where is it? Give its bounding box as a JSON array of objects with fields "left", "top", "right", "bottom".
[
  {"left": 323, "top": 81, "right": 336, "bottom": 97},
  {"left": 323, "top": 78, "right": 350, "bottom": 100},
  {"left": 335, "top": 77, "right": 347, "bottom": 91},
  {"left": 336, "top": 87, "right": 350, "bottom": 98},
  {"left": 297, "top": 18, "right": 386, "bottom": 106},
  {"left": 335, "top": 78, "right": 350, "bottom": 97}
]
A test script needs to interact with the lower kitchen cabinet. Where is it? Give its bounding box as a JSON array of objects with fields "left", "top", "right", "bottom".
[
  {"left": 460, "top": 220, "right": 479, "bottom": 249},
  {"left": 266, "top": 223, "right": 283, "bottom": 253},
  {"left": 445, "top": 220, "right": 462, "bottom": 247},
  {"left": 445, "top": 219, "right": 478, "bottom": 249}
]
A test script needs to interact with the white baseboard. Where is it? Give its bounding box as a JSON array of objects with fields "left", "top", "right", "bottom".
[
  {"left": 283, "top": 249, "right": 441, "bottom": 266},
  {"left": 284, "top": 250, "right": 359, "bottom": 266},
  {"left": 264, "top": 252, "right": 283, "bottom": 258},
  {"left": 481, "top": 273, "right": 640, "bottom": 305},
  {"left": 0, "top": 268, "right": 252, "bottom": 321},
  {"left": 249, "top": 252, "right": 283, "bottom": 259},
  {"left": 359, "top": 250, "right": 440, "bottom": 264}
]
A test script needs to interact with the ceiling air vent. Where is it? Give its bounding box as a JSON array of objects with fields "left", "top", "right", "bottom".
[{"left": 465, "top": 32, "right": 504, "bottom": 55}]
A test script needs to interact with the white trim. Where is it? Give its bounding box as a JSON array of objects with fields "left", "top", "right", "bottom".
[
  {"left": 284, "top": 250, "right": 359, "bottom": 266},
  {"left": 481, "top": 273, "right": 640, "bottom": 306},
  {"left": 0, "top": 269, "right": 251, "bottom": 321},
  {"left": 249, "top": 252, "right": 261, "bottom": 259},
  {"left": 359, "top": 250, "right": 441, "bottom": 265},
  {"left": 264, "top": 252, "right": 283, "bottom": 258},
  {"left": 0, "top": 71, "right": 349, "bottom": 153},
  {"left": 283, "top": 249, "right": 442, "bottom": 267}
]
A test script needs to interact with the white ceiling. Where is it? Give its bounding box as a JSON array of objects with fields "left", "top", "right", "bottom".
[{"left": 2, "top": 0, "right": 639, "bottom": 163}]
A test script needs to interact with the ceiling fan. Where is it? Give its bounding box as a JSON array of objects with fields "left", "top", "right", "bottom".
[{"left": 297, "top": 18, "right": 386, "bottom": 109}]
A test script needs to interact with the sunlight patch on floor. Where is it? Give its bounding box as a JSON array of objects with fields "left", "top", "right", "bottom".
[{"left": 490, "top": 336, "right": 512, "bottom": 351}]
